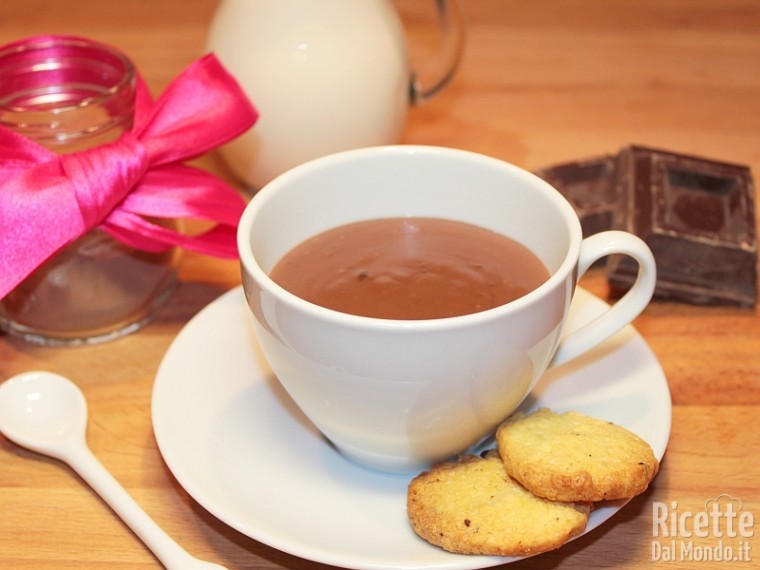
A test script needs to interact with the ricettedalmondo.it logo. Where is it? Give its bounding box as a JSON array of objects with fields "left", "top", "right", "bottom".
[{"left": 652, "top": 494, "right": 754, "bottom": 563}]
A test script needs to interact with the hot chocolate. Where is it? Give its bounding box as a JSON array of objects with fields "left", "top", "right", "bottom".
[{"left": 270, "top": 217, "right": 549, "bottom": 320}]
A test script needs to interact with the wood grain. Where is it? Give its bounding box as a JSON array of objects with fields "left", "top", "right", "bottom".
[{"left": 1, "top": 1, "right": 759, "bottom": 568}]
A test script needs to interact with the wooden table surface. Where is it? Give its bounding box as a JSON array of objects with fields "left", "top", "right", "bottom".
[{"left": 1, "top": 1, "right": 758, "bottom": 568}]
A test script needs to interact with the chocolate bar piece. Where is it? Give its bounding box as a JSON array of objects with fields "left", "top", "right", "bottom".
[
  {"left": 607, "top": 146, "right": 757, "bottom": 307},
  {"left": 534, "top": 155, "right": 618, "bottom": 237}
]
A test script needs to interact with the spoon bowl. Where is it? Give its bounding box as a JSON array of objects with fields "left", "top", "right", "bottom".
[
  {"left": 0, "top": 370, "right": 227, "bottom": 570},
  {"left": 0, "top": 371, "right": 87, "bottom": 459}
]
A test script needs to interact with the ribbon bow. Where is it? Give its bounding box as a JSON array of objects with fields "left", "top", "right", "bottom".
[{"left": 0, "top": 53, "right": 258, "bottom": 299}]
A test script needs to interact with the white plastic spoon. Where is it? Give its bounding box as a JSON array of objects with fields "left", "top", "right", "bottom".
[{"left": 0, "top": 371, "right": 227, "bottom": 570}]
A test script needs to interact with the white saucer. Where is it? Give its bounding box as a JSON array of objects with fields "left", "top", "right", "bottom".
[{"left": 152, "top": 287, "right": 671, "bottom": 570}]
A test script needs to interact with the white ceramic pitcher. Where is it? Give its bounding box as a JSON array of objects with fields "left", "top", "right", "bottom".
[{"left": 206, "top": 0, "right": 464, "bottom": 189}]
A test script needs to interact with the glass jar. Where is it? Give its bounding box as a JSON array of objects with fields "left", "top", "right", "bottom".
[{"left": 0, "top": 35, "right": 180, "bottom": 345}]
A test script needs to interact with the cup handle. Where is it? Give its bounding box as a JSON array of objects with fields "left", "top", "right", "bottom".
[
  {"left": 409, "top": 0, "right": 465, "bottom": 103},
  {"left": 550, "top": 231, "right": 657, "bottom": 367}
]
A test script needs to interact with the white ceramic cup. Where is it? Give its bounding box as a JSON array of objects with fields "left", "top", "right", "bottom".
[{"left": 237, "top": 146, "right": 656, "bottom": 474}]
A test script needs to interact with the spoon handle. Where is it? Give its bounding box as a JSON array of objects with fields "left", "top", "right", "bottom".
[{"left": 62, "top": 443, "right": 226, "bottom": 570}]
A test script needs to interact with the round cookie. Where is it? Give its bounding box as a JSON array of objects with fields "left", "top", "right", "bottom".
[
  {"left": 407, "top": 453, "right": 591, "bottom": 556},
  {"left": 496, "top": 409, "right": 659, "bottom": 502}
]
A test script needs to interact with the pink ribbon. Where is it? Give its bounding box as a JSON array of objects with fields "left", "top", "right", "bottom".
[{"left": 0, "top": 52, "right": 258, "bottom": 299}]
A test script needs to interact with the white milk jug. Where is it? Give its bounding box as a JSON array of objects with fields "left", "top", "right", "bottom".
[{"left": 206, "top": 0, "right": 464, "bottom": 189}]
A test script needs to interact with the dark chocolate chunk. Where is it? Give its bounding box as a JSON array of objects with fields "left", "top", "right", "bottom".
[
  {"left": 607, "top": 146, "right": 757, "bottom": 307},
  {"left": 534, "top": 155, "right": 618, "bottom": 237}
]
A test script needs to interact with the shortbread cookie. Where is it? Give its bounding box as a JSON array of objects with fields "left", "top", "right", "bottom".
[
  {"left": 407, "top": 453, "right": 591, "bottom": 556},
  {"left": 496, "top": 409, "right": 659, "bottom": 502}
]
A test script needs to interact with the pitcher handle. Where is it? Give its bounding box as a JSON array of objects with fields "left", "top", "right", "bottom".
[{"left": 410, "top": 0, "right": 466, "bottom": 103}]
